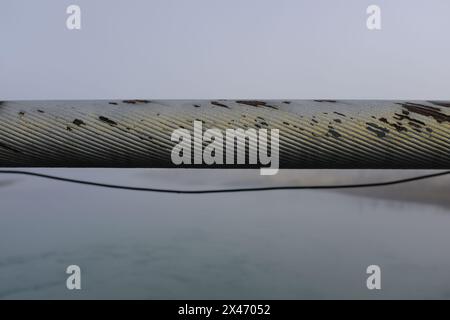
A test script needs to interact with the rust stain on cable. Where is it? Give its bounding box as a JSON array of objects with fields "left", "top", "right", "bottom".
[{"left": 0, "top": 100, "right": 449, "bottom": 168}]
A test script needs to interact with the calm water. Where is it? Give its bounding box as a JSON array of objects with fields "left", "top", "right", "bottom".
[{"left": 0, "top": 169, "right": 450, "bottom": 299}]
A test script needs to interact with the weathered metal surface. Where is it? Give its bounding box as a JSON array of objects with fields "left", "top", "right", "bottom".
[{"left": 0, "top": 100, "right": 449, "bottom": 168}]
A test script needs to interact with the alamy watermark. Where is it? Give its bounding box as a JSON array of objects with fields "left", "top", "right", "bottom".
[
  {"left": 366, "top": 265, "right": 381, "bottom": 290},
  {"left": 66, "top": 5, "right": 81, "bottom": 30},
  {"left": 66, "top": 4, "right": 381, "bottom": 31},
  {"left": 170, "top": 120, "right": 280, "bottom": 175},
  {"left": 66, "top": 265, "right": 81, "bottom": 290},
  {"left": 366, "top": 5, "right": 381, "bottom": 30}
]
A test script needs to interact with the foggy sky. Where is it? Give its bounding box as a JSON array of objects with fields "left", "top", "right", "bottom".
[{"left": 1, "top": 0, "right": 450, "bottom": 100}]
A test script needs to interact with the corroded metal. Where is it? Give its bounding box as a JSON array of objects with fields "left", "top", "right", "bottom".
[{"left": 0, "top": 100, "right": 449, "bottom": 168}]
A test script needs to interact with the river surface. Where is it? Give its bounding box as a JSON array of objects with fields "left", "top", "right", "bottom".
[{"left": 0, "top": 169, "right": 449, "bottom": 299}]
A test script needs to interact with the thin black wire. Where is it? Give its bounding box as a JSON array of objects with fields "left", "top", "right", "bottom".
[{"left": 0, "top": 170, "right": 449, "bottom": 194}]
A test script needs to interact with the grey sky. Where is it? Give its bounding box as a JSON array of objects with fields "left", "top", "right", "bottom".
[{"left": 1, "top": 0, "right": 450, "bottom": 100}]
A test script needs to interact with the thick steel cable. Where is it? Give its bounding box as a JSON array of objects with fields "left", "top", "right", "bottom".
[{"left": 1, "top": 100, "right": 450, "bottom": 168}]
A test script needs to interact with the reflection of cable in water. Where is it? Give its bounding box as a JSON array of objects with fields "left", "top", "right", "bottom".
[{"left": 0, "top": 170, "right": 449, "bottom": 194}]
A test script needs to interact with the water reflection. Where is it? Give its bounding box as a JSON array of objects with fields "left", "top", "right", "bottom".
[{"left": 0, "top": 169, "right": 449, "bottom": 299}]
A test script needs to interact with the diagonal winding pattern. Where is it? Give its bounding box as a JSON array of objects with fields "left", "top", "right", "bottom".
[{"left": 0, "top": 100, "right": 449, "bottom": 168}]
